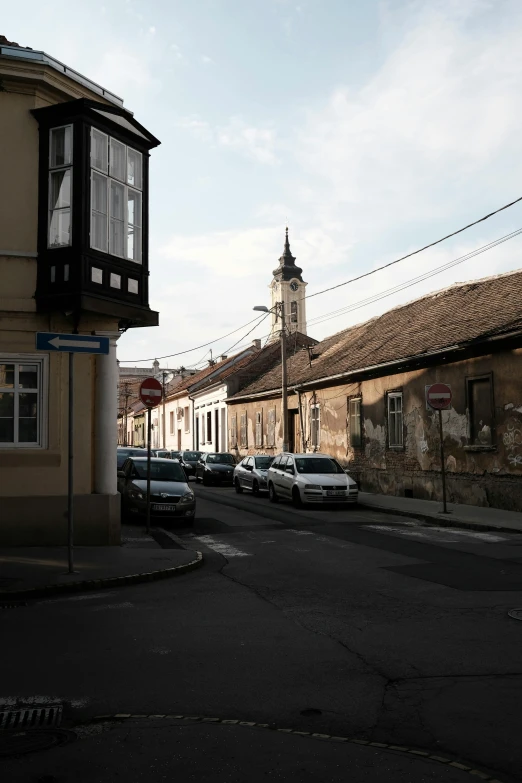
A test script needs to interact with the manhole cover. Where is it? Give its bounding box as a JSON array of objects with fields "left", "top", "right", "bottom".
[
  {"left": 300, "top": 708, "right": 322, "bottom": 717},
  {"left": 508, "top": 608, "right": 522, "bottom": 620},
  {"left": 0, "top": 729, "right": 75, "bottom": 756}
]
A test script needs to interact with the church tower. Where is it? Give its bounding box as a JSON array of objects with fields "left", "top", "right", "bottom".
[{"left": 269, "top": 227, "right": 307, "bottom": 340}]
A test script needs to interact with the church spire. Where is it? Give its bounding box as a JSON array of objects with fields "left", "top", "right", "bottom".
[{"left": 272, "top": 226, "right": 303, "bottom": 281}]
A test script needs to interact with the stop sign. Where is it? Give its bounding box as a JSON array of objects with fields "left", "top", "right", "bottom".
[
  {"left": 139, "top": 377, "right": 163, "bottom": 407},
  {"left": 426, "top": 383, "right": 452, "bottom": 410}
]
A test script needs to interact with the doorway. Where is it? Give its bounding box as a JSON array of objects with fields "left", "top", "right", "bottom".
[
  {"left": 287, "top": 412, "right": 295, "bottom": 453},
  {"left": 177, "top": 429, "right": 182, "bottom": 450},
  {"left": 215, "top": 408, "right": 220, "bottom": 452}
]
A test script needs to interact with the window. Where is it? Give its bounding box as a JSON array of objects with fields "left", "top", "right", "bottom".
[
  {"left": 170, "top": 411, "right": 174, "bottom": 434},
  {"left": 349, "top": 398, "right": 362, "bottom": 448},
  {"left": 240, "top": 412, "right": 247, "bottom": 448},
  {"left": 206, "top": 411, "right": 212, "bottom": 442},
  {"left": 230, "top": 413, "right": 237, "bottom": 448},
  {"left": 387, "top": 392, "right": 403, "bottom": 447},
  {"left": 0, "top": 358, "right": 46, "bottom": 447},
  {"left": 290, "top": 301, "right": 298, "bottom": 323},
  {"left": 467, "top": 376, "right": 494, "bottom": 446},
  {"left": 89, "top": 129, "right": 143, "bottom": 262},
  {"left": 200, "top": 415, "right": 205, "bottom": 447},
  {"left": 184, "top": 407, "right": 190, "bottom": 433},
  {"left": 267, "top": 408, "right": 276, "bottom": 447},
  {"left": 48, "top": 125, "right": 73, "bottom": 248},
  {"left": 255, "top": 410, "right": 263, "bottom": 447},
  {"left": 311, "top": 405, "right": 320, "bottom": 448}
]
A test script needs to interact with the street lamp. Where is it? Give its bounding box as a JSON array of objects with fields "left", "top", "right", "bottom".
[{"left": 253, "top": 302, "right": 289, "bottom": 452}]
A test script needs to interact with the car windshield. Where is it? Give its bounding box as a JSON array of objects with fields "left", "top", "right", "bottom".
[
  {"left": 295, "top": 457, "right": 345, "bottom": 474},
  {"left": 183, "top": 452, "right": 200, "bottom": 460},
  {"left": 132, "top": 461, "right": 187, "bottom": 481},
  {"left": 117, "top": 449, "right": 146, "bottom": 466},
  {"left": 255, "top": 457, "right": 273, "bottom": 469},
  {"left": 207, "top": 454, "right": 235, "bottom": 465}
]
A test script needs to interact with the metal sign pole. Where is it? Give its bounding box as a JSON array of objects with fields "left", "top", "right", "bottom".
[
  {"left": 438, "top": 408, "right": 448, "bottom": 514},
  {"left": 67, "top": 352, "right": 75, "bottom": 573},
  {"left": 146, "top": 406, "right": 152, "bottom": 534}
]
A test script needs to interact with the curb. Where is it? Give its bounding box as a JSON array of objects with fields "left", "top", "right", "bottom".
[
  {"left": 358, "top": 501, "right": 522, "bottom": 535},
  {"left": 0, "top": 551, "right": 204, "bottom": 601},
  {"left": 82, "top": 713, "right": 507, "bottom": 782}
]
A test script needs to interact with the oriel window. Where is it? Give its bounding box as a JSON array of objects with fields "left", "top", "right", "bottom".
[{"left": 48, "top": 126, "right": 73, "bottom": 248}]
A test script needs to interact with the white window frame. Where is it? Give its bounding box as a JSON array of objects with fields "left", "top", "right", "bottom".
[
  {"left": 387, "top": 392, "right": 403, "bottom": 448},
  {"left": 48, "top": 124, "right": 73, "bottom": 249},
  {"left": 310, "top": 404, "right": 320, "bottom": 449},
  {"left": 240, "top": 412, "right": 247, "bottom": 448},
  {"left": 0, "top": 354, "right": 48, "bottom": 449},
  {"left": 169, "top": 410, "right": 174, "bottom": 435},
  {"left": 89, "top": 128, "right": 143, "bottom": 263},
  {"left": 184, "top": 406, "right": 190, "bottom": 433},
  {"left": 349, "top": 397, "right": 362, "bottom": 448},
  {"left": 267, "top": 408, "right": 276, "bottom": 447},
  {"left": 230, "top": 413, "right": 237, "bottom": 448}
]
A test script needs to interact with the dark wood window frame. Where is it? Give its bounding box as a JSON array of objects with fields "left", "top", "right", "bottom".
[
  {"left": 465, "top": 372, "right": 496, "bottom": 451},
  {"left": 348, "top": 396, "right": 362, "bottom": 449},
  {"left": 386, "top": 389, "right": 404, "bottom": 450},
  {"left": 31, "top": 98, "right": 160, "bottom": 328}
]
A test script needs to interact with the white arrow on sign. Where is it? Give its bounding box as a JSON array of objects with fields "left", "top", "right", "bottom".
[
  {"left": 48, "top": 336, "right": 102, "bottom": 350},
  {"left": 143, "top": 388, "right": 162, "bottom": 396}
]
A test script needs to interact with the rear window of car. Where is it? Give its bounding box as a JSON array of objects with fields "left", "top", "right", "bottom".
[
  {"left": 207, "top": 454, "right": 235, "bottom": 464},
  {"left": 183, "top": 452, "right": 200, "bottom": 460}
]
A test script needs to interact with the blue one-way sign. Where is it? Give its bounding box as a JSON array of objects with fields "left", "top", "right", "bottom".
[{"left": 36, "top": 332, "right": 110, "bottom": 354}]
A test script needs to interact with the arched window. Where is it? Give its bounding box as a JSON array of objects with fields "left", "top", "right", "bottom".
[{"left": 290, "top": 301, "right": 298, "bottom": 323}]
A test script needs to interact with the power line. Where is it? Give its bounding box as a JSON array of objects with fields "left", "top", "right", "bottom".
[
  {"left": 120, "top": 313, "right": 266, "bottom": 363},
  {"left": 222, "top": 311, "right": 271, "bottom": 356},
  {"left": 305, "top": 195, "right": 522, "bottom": 302}
]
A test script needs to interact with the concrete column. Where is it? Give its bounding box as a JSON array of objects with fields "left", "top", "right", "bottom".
[{"left": 94, "top": 332, "right": 119, "bottom": 495}]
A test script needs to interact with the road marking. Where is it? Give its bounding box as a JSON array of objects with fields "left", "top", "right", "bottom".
[
  {"left": 194, "top": 535, "right": 252, "bottom": 558},
  {"left": 365, "top": 525, "right": 506, "bottom": 543},
  {"left": 287, "top": 529, "right": 315, "bottom": 536},
  {"left": 91, "top": 602, "right": 134, "bottom": 611}
]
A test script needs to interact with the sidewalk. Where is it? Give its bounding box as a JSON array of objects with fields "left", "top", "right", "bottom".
[
  {"left": 359, "top": 492, "right": 522, "bottom": 533},
  {"left": 0, "top": 525, "right": 202, "bottom": 599}
]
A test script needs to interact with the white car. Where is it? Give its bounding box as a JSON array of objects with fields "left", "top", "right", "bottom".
[{"left": 267, "top": 453, "right": 358, "bottom": 507}]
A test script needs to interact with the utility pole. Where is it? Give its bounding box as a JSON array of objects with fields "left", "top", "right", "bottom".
[{"left": 280, "top": 301, "right": 289, "bottom": 453}]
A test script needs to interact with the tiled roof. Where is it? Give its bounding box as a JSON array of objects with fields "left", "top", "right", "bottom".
[
  {"left": 0, "top": 35, "right": 23, "bottom": 47},
  {"left": 163, "top": 349, "right": 255, "bottom": 401},
  {"left": 230, "top": 269, "right": 522, "bottom": 399}
]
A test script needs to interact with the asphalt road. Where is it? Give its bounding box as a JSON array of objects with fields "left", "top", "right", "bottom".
[{"left": 2, "top": 485, "right": 522, "bottom": 782}]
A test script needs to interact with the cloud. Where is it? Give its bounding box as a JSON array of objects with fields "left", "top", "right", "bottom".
[
  {"left": 170, "top": 43, "right": 184, "bottom": 61},
  {"left": 201, "top": 55, "right": 213, "bottom": 64},
  {"left": 177, "top": 114, "right": 279, "bottom": 164}
]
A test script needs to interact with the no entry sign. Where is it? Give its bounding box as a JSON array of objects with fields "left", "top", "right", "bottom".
[
  {"left": 139, "top": 377, "right": 163, "bottom": 407},
  {"left": 426, "top": 383, "right": 452, "bottom": 410}
]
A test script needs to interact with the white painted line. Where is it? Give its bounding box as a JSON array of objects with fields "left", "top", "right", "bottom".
[
  {"left": 287, "top": 529, "right": 315, "bottom": 536},
  {"left": 194, "top": 535, "right": 252, "bottom": 558},
  {"left": 91, "top": 602, "right": 134, "bottom": 611},
  {"left": 365, "top": 525, "right": 506, "bottom": 542}
]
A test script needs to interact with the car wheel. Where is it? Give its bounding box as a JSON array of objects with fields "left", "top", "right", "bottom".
[
  {"left": 269, "top": 483, "right": 279, "bottom": 503},
  {"left": 235, "top": 478, "right": 243, "bottom": 494},
  {"left": 292, "top": 486, "right": 303, "bottom": 508},
  {"left": 252, "top": 480, "right": 259, "bottom": 496}
]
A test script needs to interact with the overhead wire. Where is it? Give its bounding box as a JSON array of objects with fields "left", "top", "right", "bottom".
[
  {"left": 305, "top": 194, "right": 522, "bottom": 302},
  {"left": 120, "top": 195, "right": 522, "bottom": 364}
]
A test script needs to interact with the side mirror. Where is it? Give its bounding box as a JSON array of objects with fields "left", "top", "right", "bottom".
[{"left": 117, "top": 470, "right": 125, "bottom": 478}]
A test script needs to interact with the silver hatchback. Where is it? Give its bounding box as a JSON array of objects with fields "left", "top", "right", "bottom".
[{"left": 234, "top": 455, "right": 274, "bottom": 495}]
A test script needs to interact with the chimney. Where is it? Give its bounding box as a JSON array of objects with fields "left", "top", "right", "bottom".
[
  {"left": 252, "top": 339, "right": 261, "bottom": 350},
  {"left": 219, "top": 354, "right": 228, "bottom": 362}
]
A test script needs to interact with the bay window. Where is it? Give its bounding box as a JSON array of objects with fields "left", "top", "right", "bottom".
[{"left": 90, "top": 128, "right": 143, "bottom": 262}]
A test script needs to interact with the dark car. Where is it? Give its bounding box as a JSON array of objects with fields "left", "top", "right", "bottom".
[
  {"left": 153, "top": 449, "right": 182, "bottom": 460},
  {"left": 117, "top": 457, "right": 195, "bottom": 523},
  {"left": 195, "top": 453, "right": 236, "bottom": 485},
  {"left": 179, "top": 451, "right": 203, "bottom": 477},
  {"left": 117, "top": 447, "right": 147, "bottom": 470}
]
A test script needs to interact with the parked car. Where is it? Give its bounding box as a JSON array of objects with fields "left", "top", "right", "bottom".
[
  {"left": 117, "top": 457, "right": 195, "bottom": 523},
  {"left": 267, "top": 453, "right": 358, "bottom": 507},
  {"left": 153, "top": 449, "right": 182, "bottom": 460},
  {"left": 234, "top": 455, "right": 274, "bottom": 495},
  {"left": 195, "top": 453, "right": 236, "bottom": 485},
  {"left": 179, "top": 451, "right": 203, "bottom": 477},
  {"left": 116, "top": 447, "right": 147, "bottom": 470}
]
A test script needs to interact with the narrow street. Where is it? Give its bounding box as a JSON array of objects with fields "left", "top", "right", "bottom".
[{"left": 2, "top": 488, "right": 522, "bottom": 781}]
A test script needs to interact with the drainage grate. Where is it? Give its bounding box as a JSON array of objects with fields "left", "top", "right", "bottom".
[{"left": 0, "top": 705, "right": 62, "bottom": 732}]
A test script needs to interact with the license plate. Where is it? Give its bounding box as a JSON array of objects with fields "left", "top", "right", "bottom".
[
  {"left": 326, "top": 490, "right": 345, "bottom": 496},
  {"left": 152, "top": 504, "right": 176, "bottom": 511}
]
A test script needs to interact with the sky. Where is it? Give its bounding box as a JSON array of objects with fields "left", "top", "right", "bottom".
[{"left": 5, "top": 0, "right": 522, "bottom": 369}]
